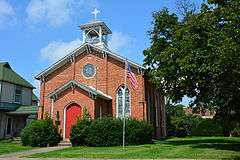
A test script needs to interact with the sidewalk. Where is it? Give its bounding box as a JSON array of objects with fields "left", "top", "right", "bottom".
[{"left": 0, "top": 146, "right": 69, "bottom": 160}]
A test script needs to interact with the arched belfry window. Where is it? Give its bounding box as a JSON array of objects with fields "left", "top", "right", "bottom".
[{"left": 116, "top": 85, "right": 130, "bottom": 118}]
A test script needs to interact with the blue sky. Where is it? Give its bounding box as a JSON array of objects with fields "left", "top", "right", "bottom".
[{"left": 0, "top": 0, "right": 202, "bottom": 105}]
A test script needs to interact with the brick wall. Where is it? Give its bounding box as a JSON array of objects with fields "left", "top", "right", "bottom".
[
  {"left": 144, "top": 77, "right": 166, "bottom": 139},
  {"left": 38, "top": 49, "right": 147, "bottom": 138}
]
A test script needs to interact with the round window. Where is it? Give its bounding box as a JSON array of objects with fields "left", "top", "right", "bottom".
[{"left": 83, "top": 64, "right": 96, "bottom": 78}]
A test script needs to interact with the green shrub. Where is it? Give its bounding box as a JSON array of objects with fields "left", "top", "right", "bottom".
[
  {"left": 86, "top": 118, "right": 123, "bottom": 146},
  {"left": 21, "top": 118, "right": 61, "bottom": 147},
  {"left": 70, "top": 118, "right": 92, "bottom": 146},
  {"left": 126, "top": 119, "right": 153, "bottom": 145},
  {"left": 191, "top": 119, "right": 223, "bottom": 136},
  {"left": 70, "top": 117, "right": 153, "bottom": 146},
  {"left": 70, "top": 106, "right": 92, "bottom": 146},
  {"left": 166, "top": 104, "right": 201, "bottom": 137}
]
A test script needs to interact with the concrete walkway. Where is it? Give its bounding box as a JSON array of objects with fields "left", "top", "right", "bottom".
[{"left": 0, "top": 146, "right": 69, "bottom": 160}]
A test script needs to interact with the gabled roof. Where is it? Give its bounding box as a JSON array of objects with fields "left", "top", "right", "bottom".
[
  {"left": 0, "top": 102, "right": 38, "bottom": 114},
  {"left": 7, "top": 105, "right": 38, "bottom": 115},
  {"left": 35, "top": 43, "right": 144, "bottom": 80},
  {"left": 32, "top": 92, "right": 39, "bottom": 101},
  {"left": 0, "top": 102, "right": 20, "bottom": 111},
  {"left": 47, "top": 80, "right": 112, "bottom": 100},
  {"left": 0, "top": 62, "right": 35, "bottom": 88}
]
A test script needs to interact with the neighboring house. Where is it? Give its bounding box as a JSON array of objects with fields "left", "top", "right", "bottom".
[
  {"left": 35, "top": 17, "right": 166, "bottom": 139},
  {"left": 183, "top": 107, "right": 215, "bottom": 119},
  {"left": 0, "top": 62, "right": 38, "bottom": 139}
]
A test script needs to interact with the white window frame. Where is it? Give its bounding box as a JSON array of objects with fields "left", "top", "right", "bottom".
[
  {"left": 116, "top": 85, "right": 131, "bottom": 118},
  {"left": 14, "top": 85, "right": 22, "bottom": 104}
]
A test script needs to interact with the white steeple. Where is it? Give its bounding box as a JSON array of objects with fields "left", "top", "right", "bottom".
[{"left": 80, "top": 8, "right": 112, "bottom": 49}]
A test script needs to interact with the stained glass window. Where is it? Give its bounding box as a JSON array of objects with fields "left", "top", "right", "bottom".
[
  {"left": 83, "top": 64, "right": 95, "bottom": 78},
  {"left": 117, "top": 86, "right": 130, "bottom": 118}
]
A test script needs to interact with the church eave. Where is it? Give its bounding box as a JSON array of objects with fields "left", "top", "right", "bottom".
[
  {"left": 35, "top": 43, "right": 87, "bottom": 80},
  {"left": 35, "top": 43, "right": 145, "bottom": 80},
  {"left": 47, "top": 80, "right": 112, "bottom": 101}
]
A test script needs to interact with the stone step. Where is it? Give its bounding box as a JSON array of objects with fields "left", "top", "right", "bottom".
[
  {"left": 58, "top": 140, "right": 72, "bottom": 146},
  {"left": 12, "top": 137, "right": 21, "bottom": 143}
]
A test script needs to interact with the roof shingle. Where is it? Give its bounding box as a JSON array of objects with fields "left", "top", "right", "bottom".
[{"left": 0, "top": 62, "right": 35, "bottom": 88}]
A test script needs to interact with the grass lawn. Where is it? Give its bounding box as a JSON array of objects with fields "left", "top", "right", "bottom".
[
  {"left": 0, "top": 139, "right": 32, "bottom": 155},
  {"left": 27, "top": 136, "right": 240, "bottom": 159}
]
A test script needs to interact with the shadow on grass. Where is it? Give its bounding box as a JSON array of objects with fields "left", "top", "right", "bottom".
[
  {"left": 222, "top": 156, "right": 240, "bottom": 160},
  {"left": 162, "top": 137, "right": 240, "bottom": 152}
]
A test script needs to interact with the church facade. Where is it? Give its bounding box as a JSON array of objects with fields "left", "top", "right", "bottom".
[{"left": 35, "top": 17, "right": 166, "bottom": 139}]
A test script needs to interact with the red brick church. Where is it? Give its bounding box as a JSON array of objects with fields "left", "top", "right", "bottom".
[{"left": 35, "top": 12, "right": 166, "bottom": 139}]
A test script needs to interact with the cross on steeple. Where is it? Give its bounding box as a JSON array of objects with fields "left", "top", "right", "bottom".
[{"left": 91, "top": 8, "right": 100, "bottom": 20}]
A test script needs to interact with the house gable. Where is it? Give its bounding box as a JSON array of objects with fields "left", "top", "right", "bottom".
[
  {"left": 35, "top": 43, "right": 144, "bottom": 80},
  {"left": 0, "top": 62, "right": 34, "bottom": 89}
]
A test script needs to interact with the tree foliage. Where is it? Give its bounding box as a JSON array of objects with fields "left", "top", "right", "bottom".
[
  {"left": 144, "top": 0, "right": 240, "bottom": 128},
  {"left": 166, "top": 104, "right": 200, "bottom": 137},
  {"left": 21, "top": 117, "right": 61, "bottom": 147}
]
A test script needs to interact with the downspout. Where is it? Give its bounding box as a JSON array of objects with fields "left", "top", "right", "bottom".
[{"left": 41, "top": 76, "right": 45, "bottom": 119}]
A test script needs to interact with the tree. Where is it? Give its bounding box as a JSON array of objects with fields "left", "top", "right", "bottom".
[
  {"left": 144, "top": 0, "right": 240, "bottom": 135},
  {"left": 166, "top": 103, "right": 200, "bottom": 137},
  {"left": 176, "top": 0, "right": 196, "bottom": 17}
]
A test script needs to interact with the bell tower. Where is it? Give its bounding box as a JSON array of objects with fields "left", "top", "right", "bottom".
[{"left": 80, "top": 8, "right": 112, "bottom": 49}]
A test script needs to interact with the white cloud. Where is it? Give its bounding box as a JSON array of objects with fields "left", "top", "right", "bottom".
[
  {"left": 40, "top": 31, "right": 137, "bottom": 63},
  {"left": 109, "top": 31, "right": 135, "bottom": 53},
  {"left": 40, "top": 38, "right": 82, "bottom": 62},
  {"left": 32, "top": 79, "right": 40, "bottom": 97},
  {"left": 0, "top": 0, "right": 14, "bottom": 26},
  {"left": 26, "top": 0, "right": 98, "bottom": 27},
  {"left": 26, "top": 0, "right": 71, "bottom": 27}
]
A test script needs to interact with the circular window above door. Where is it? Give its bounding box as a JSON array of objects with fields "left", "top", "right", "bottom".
[{"left": 82, "top": 64, "right": 96, "bottom": 78}]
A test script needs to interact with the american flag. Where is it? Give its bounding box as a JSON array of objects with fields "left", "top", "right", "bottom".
[{"left": 127, "top": 64, "right": 138, "bottom": 90}]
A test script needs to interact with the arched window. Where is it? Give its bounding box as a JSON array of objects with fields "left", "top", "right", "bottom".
[{"left": 116, "top": 86, "right": 130, "bottom": 118}]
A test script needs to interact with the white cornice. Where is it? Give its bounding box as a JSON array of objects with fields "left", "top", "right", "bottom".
[{"left": 35, "top": 43, "right": 145, "bottom": 80}]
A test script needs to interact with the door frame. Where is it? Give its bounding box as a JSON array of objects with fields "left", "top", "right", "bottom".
[
  {"left": 63, "top": 102, "right": 82, "bottom": 139},
  {"left": 5, "top": 116, "right": 13, "bottom": 137}
]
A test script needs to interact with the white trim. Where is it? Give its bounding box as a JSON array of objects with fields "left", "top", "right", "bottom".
[
  {"left": 51, "top": 99, "right": 54, "bottom": 119},
  {"left": 63, "top": 105, "right": 67, "bottom": 139},
  {"left": 35, "top": 43, "right": 144, "bottom": 80},
  {"left": 99, "top": 106, "right": 102, "bottom": 119},
  {"left": 63, "top": 102, "right": 83, "bottom": 139}
]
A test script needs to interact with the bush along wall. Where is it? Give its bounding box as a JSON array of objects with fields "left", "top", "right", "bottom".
[
  {"left": 70, "top": 117, "right": 153, "bottom": 146},
  {"left": 191, "top": 119, "right": 223, "bottom": 136},
  {"left": 21, "top": 117, "right": 61, "bottom": 147}
]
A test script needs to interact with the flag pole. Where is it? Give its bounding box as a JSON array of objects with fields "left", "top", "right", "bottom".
[{"left": 123, "top": 58, "right": 127, "bottom": 150}]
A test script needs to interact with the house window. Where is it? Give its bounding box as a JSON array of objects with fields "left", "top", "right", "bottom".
[
  {"left": 116, "top": 86, "right": 130, "bottom": 118},
  {"left": 14, "top": 85, "right": 22, "bottom": 104}
]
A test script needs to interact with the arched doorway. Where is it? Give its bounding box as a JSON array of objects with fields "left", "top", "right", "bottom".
[{"left": 65, "top": 103, "right": 82, "bottom": 138}]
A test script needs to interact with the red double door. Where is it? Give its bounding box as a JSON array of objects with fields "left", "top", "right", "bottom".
[{"left": 65, "top": 103, "right": 82, "bottom": 138}]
